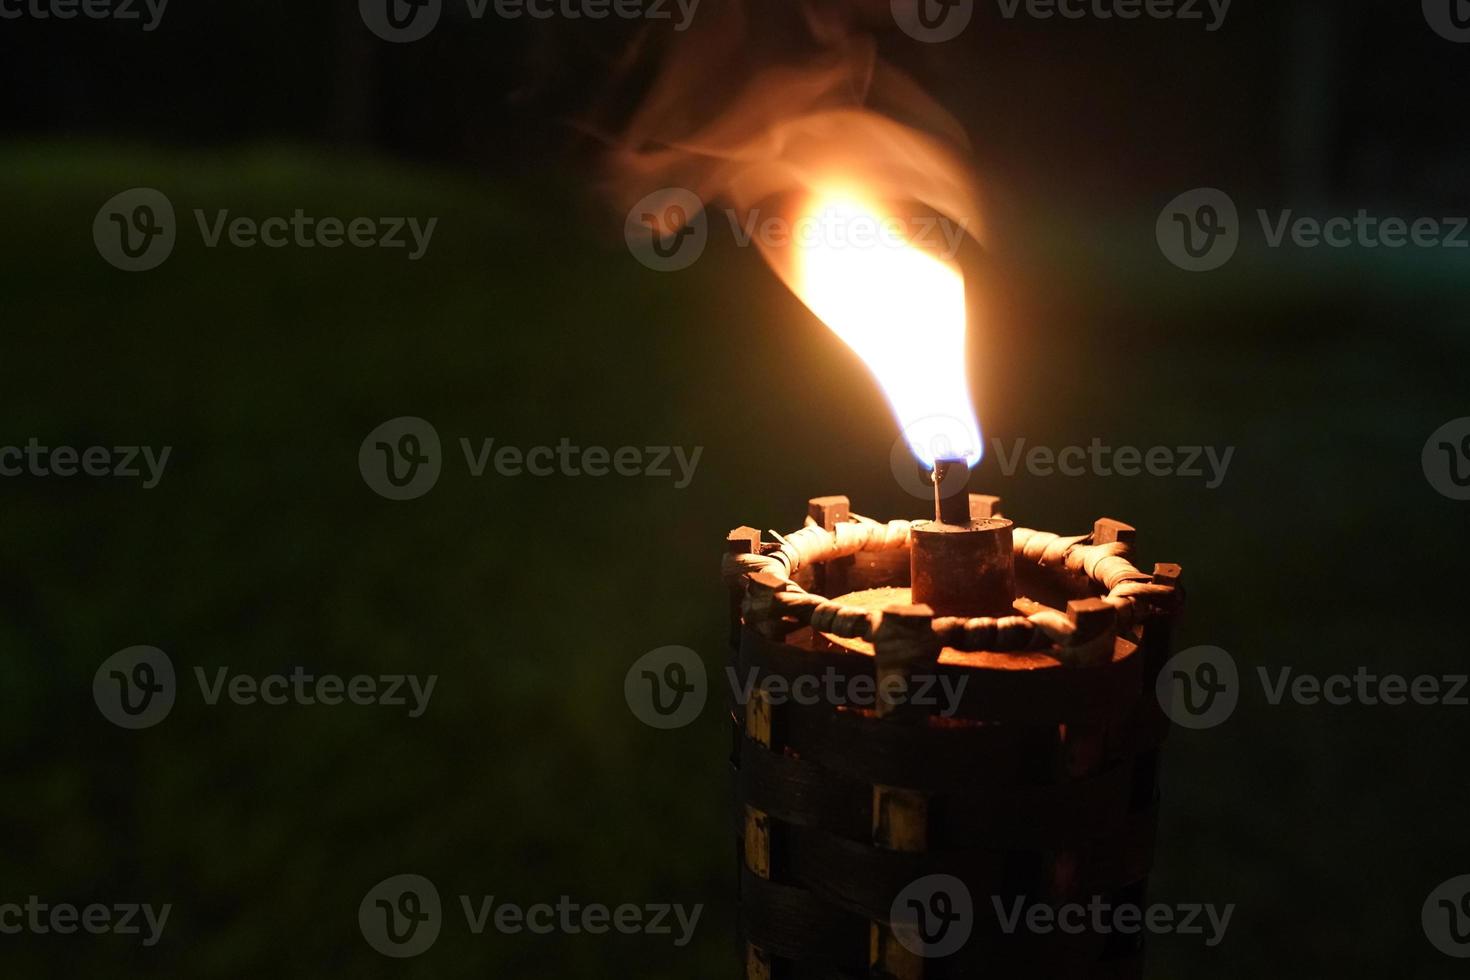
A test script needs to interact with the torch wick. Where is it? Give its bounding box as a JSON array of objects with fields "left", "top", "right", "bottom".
[{"left": 929, "top": 457, "right": 972, "bottom": 526}]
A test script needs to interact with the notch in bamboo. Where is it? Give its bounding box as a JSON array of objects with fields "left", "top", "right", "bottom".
[
  {"left": 1093, "top": 517, "right": 1137, "bottom": 547},
  {"left": 872, "top": 604, "right": 941, "bottom": 721},
  {"left": 726, "top": 526, "right": 761, "bottom": 647},
  {"left": 808, "top": 495, "right": 852, "bottom": 596},
  {"left": 969, "top": 492, "right": 1003, "bottom": 520}
]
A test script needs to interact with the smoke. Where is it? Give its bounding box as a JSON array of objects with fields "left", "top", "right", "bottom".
[{"left": 603, "top": 0, "right": 984, "bottom": 268}]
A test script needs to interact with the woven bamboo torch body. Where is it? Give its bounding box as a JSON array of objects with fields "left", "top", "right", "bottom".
[{"left": 723, "top": 494, "right": 1184, "bottom": 979}]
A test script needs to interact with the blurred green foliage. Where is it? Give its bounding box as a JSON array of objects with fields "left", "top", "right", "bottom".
[{"left": 0, "top": 142, "right": 1467, "bottom": 978}]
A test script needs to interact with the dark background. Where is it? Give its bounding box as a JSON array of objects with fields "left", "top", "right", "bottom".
[{"left": 2, "top": 0, "right": 1468, "bottom": 976}]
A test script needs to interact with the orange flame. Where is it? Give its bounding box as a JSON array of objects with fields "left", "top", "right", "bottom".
[
  {"left": 606, "top": 6, "right": 984, "bottom": 465},
  {"left": 783, "top": 187, "right": 980, "bottom": 466}
]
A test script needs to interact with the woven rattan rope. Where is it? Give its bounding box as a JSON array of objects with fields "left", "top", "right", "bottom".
[{"left": 724, "top": 514, "right": 1175, "bottom": 653}]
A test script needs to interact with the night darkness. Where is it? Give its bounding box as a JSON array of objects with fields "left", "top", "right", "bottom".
[{"left": 1, "top": 1, "right": 1468, "bottom": 977}]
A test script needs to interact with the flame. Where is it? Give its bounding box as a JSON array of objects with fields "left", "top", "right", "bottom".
[
  {"left": 788, "top": 187, "right": 981, "bottom": 468},
  {"left": 602, "top": 3, "right": 985, "bottom": 466}
]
